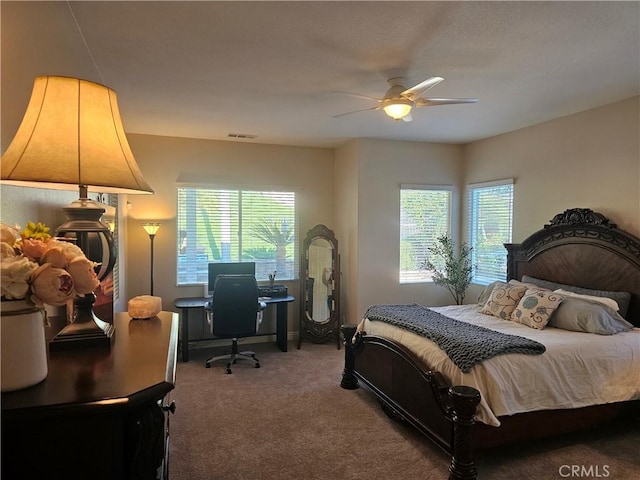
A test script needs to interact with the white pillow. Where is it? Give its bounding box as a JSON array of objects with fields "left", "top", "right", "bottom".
[{"left": 553, "top": 289, "right": 619, "bottom": 312}]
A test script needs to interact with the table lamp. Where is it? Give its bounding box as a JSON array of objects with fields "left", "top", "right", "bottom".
[{"left": 1, "top": 76, "right": 154, "bottom": 349}]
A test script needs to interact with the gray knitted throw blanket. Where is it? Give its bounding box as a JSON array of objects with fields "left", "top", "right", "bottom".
[{"left": 364, "top": 304, "right": 546, "bottom": 373}]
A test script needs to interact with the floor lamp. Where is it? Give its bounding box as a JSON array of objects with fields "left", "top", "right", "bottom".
[
  {"left": 141, "top": 223, "right": 161, "bottom": 295},
  {"left": 1, "top": 76, "right": 154, "bottom": 349}
]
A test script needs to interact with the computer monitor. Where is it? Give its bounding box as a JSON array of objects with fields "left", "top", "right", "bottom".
[{"left": 207, "top": 262, "right": 256, "bottom": 295}]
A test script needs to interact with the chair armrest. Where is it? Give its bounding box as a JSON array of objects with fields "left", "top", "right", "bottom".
[{"left": 204, "top": 301, "right": 213, "bottom": 331}]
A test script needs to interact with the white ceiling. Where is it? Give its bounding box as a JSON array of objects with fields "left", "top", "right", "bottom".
[{"left": 2, "top": 1, "right": 639, "bottom": 149}]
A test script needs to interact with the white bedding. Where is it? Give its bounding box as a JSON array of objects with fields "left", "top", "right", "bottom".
[{"left": 358, "top": 304, "right": 640, "bottom": 427}]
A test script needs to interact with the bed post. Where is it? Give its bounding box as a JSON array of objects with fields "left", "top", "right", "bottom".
[
  {"left": 340, "top": 324, "right": 359, "bottom": 390},
  {"left": 448, "top": 385, "right": 481, "bottom": 480}
]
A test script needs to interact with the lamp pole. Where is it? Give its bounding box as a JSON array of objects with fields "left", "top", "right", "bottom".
[{"left": 141, "top": 223, "right": 161, "bottom": 296}]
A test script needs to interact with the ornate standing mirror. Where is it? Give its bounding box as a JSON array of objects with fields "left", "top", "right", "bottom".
[{"left": 298, "top": 224, "right": 340, "bottom": 349}]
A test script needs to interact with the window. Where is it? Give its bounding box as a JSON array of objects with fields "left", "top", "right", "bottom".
[
  {"left": 106, "top": 193, "right": 119, "bottom": 303},
  {"left": 467, "top": 179, "right": 514, "bottom": 285},
  {"left": 400, "top": 185, "right": 453, "bottom": 283},
  {"left": 177, "top": 186, "right": 297, "bottom": 285}
]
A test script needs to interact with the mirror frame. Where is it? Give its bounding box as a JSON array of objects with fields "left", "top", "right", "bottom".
[{"left": 297, "top": 224, "right": 340, "bottom": 349}]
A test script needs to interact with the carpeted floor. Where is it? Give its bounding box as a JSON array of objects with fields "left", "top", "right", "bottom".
[{"left": 169, "top": 341, "right": 639, "bottom": 480}]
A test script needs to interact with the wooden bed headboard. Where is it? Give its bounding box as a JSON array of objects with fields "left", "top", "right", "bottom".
[{"left": 505, "top": 208, "right": 640, "bottom": 327}]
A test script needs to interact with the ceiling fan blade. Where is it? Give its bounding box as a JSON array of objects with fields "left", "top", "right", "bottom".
[
  {"left": 401, "top": 113, "right": 413, "bottom": 122},
  {"left": 332, "top": 91, "right": 382, "bottom": 103},
  {"left": 401, "top": 77, "right": 444, "bottom": 100},
  {"left": 416, "top": 97, "right": 479, "bottom": 107},
  {"left": 332, "top": 106, "right": 380, "bottom": 118}
]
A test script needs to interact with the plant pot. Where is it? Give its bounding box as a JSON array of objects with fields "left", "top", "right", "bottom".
[{"left": 1, "top": 300, "right": 48, "bottom": 392}]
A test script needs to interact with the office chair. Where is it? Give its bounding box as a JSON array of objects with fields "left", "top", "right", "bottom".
[{"left": 205, "top": 274, "right": 266, "bottom": 374}]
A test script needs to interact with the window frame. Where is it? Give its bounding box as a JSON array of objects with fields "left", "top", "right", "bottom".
[
  {"left": 467, "top": 178, "right": 514, "bottom": 286},
  {"left": 176, "top": 184, "right": 298, "bottom": 286},
  {"left": 399, "top": 184, "right": 455, "bottom": 284}
]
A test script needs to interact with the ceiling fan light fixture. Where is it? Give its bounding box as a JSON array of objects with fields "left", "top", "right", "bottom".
[
  {"left": 334, "top": 76, "right": 475, "bottom": 121},
  {"left": 382, "top": 98, "right": 413, "bottom": 120}
]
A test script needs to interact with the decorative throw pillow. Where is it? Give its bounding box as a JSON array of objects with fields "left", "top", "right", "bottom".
[
  {"left": 548, "top": 298, "right": 634, "bottom": 335},
  {"left": 480, "top": 282, "right": 527, "bottom": 320},
  {"left": 511, "top": 289, "right": 564, "bottom": 329}
]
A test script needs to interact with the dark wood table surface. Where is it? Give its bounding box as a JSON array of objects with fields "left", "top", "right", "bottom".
[{"left": 1, "top": 311, "right": 179, "bottom": 480}]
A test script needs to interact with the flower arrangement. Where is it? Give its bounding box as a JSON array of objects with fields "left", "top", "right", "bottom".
[{"left": 1, "top": 222, "right": 100, "bottom": 307}]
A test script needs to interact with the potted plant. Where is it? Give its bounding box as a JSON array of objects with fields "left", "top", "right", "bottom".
[{"left": 421, "top": 233, "right": 473, "bottom": 305}]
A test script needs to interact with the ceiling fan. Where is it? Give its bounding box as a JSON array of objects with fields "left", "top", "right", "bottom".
[{"left": 334, "top": 76, "right": 478, "bottom": 122}]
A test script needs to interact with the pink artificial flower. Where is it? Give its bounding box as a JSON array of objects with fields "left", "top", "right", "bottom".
[
  {"left": 66, "top": 256, "right": 100, "bottom": 295},
  {"left": 40, "top": 245, "right": 69, "bottom": 269},
  {"left": 20, "top": 238, "right": 51, "bottom": 263},
  {"left": 30, "top": 263, "right": 75, "bottom": 306},
  {"left": 47, "top": 239, "right": 85, "bottom": 261}
]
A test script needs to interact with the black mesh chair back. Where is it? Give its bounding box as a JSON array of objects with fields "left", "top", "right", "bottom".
[
  {"left": 205, "top": 274, "right": 263, "bottom": 373},
  {"left": 211, "top": 274, "right": 260, "bottom": 338}
]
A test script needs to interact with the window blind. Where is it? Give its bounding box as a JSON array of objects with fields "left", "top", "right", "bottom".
[
  {"left": 108, "top": 193, "right": 119, "bottom": 302},
  {"left": 177, "top": 187, "right": 297, "bottom": 285},
  {"left": 400, "top": 185, "right": 452, "bottom": 283},
  {"left": 467, "top": 180, "right": 514, "bottom": 285}
]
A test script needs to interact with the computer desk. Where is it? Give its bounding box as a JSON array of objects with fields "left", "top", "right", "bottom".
[{"left": 174, "top": 295, "right": 294, "bottom": 362}]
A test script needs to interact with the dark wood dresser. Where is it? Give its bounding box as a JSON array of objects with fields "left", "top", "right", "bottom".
[{"left": 1, "top": 311, "right": 178, "bottom": 480}]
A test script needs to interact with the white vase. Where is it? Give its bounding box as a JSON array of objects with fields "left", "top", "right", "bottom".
[{"left": 1, "top": 299, "right": 48, "bottom": 392}]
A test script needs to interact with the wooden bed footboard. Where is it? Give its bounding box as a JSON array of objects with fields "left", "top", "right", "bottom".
[
  {"left": 341, "top": 324, "right": 481, "bottom": 480},
  {"left": 340, "top": 325, "right": 639, "bottom": 480}
]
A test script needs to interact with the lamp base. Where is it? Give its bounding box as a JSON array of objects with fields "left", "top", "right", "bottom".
[{"left": 49, "top": 294, "right": 115, "bottom": 351}]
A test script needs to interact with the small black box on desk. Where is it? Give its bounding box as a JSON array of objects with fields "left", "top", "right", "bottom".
[{"left": 258, "top": 284, "right": 288, "bottom": 298}]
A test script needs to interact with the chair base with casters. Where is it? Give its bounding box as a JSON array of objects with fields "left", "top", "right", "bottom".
[{"left": 205, "top": 338, "right": 260, "bottom": 374}]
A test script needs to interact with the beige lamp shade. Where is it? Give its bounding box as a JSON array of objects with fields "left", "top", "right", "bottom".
[
  {"left": 1, "top": 76, "right": 153, "bottom": 195},
  {"left": 141, "top": 222, "right": 161, "bottom": 236}
]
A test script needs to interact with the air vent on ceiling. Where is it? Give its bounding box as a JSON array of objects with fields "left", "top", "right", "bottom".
[{"left": 227, "top": 133, "right": 257, "bottom": 139}]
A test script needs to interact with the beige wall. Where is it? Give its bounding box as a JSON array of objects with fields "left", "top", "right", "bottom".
[
  {"left": 123, "top": 133, "right": 334, "bottom": 336},
  {"left": 462, "top": 96, "right": 639, "bottom": 301},
  {"left": 0, "top": 185, "right": 77, "bottom": 230},
  {"left": 340, "top": 138, "right": 465, "bottom": 321},
  {"left": 464, "top": 97, "right": 639, "bottom": 239},
  {"left": 334, "top": 140, "right": 360, "bottom": 327},
  {"left": 333, "top": 98, "right": 639, "bottom": 320}
]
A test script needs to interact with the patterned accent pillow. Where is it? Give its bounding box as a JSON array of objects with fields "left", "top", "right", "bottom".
[
  {"left": 511, "top": 289, "right": 564, "bottom": 329},
  {"left": 480, "top": 282, "right": 527, "bottom": 320}
]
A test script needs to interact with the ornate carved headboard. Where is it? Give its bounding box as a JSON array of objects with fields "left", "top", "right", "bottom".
[{"left": 505, "top": 208, "right": 640, "bottom": 326}]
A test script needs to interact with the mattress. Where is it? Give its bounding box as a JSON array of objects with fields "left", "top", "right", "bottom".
[{"left": 359, "top": 304, "right": 640, "bottom": 426}]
